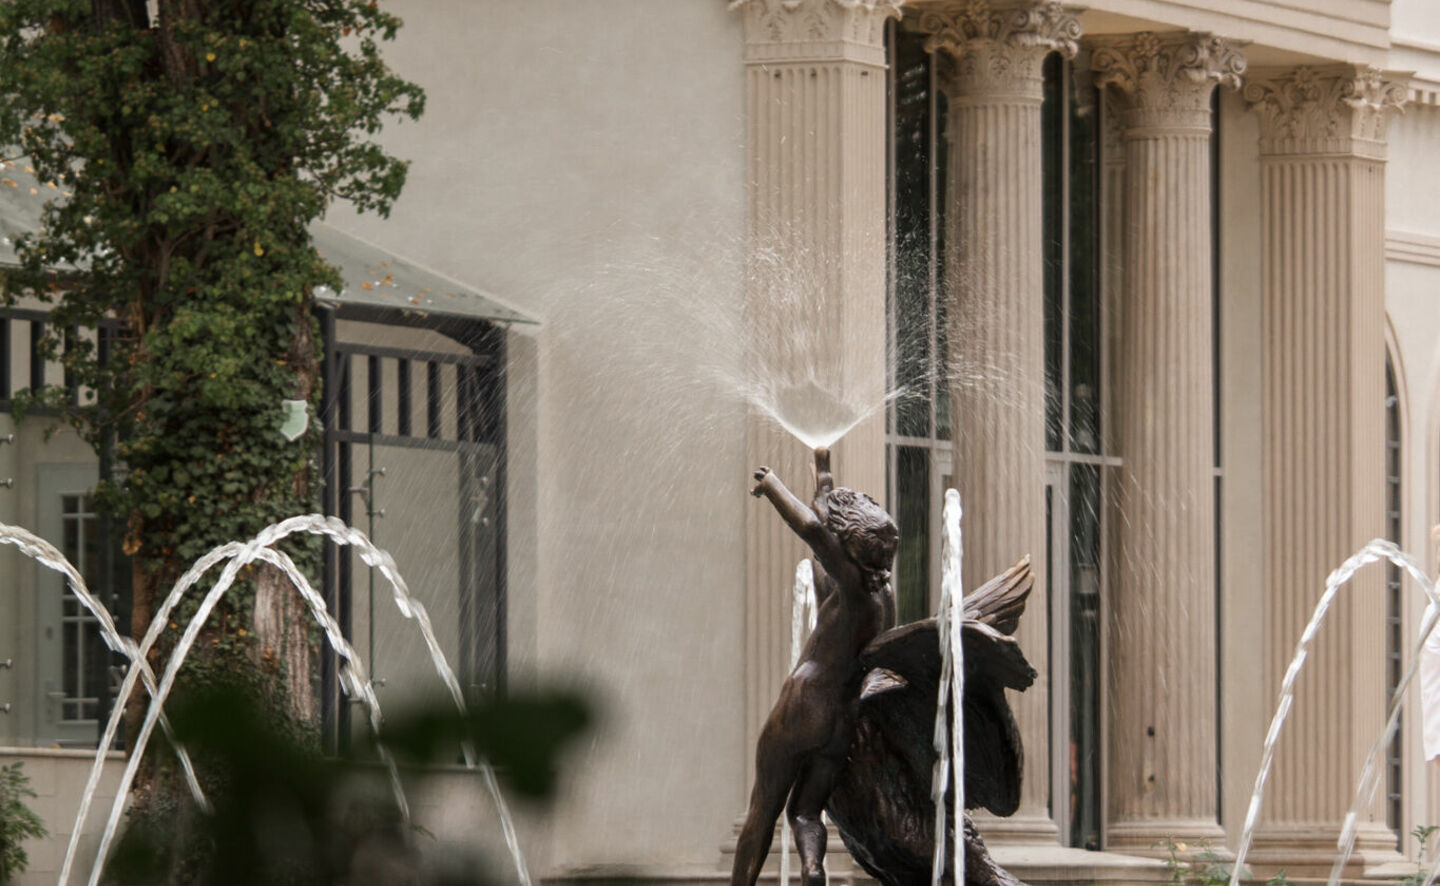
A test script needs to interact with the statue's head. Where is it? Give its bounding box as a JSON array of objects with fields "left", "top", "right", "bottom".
[{"left": 825, "top": 487, "right": 899, "bottom": 575}]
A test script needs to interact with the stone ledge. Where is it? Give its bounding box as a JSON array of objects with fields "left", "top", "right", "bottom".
[
  {"left": 0, "top": 745, "right": 124, "bottom": 760},
  {"left": 554, "top": 846, "right": 1174, "bottom": 886},
  {"left": 991, "top": 845, "right": 1173, "bottom": 886}
]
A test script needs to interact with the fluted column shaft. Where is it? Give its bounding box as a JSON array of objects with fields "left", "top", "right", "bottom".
[
  {"left": 1091, "top": 31, "right": 1244, "bottom": 854},
  {"left": 1243, "top": 65, "right": 1405, "bottom": 878},
  {"left": 921, "top": 0, "right": 1081, "bottom": 846},
  {"left": 733, "top": 0, "right": 897, "bottom": 791}
]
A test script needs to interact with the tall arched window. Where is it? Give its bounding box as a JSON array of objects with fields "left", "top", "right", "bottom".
[{"left": 1385, "top": 353, "right": 1402, "bottom": 834}]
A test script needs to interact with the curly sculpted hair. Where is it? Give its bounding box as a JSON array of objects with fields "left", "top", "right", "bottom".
[{"left": 824, "top": 487, "right": 899, "bottom": 592}]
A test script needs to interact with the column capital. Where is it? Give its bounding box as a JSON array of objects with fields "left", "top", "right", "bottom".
[
  {"left": 918, "top": 1, "right": 1081, "bottom": 101},
  {"left": 729, "top": 0, "right": 903, "bottom": 67},
  {"left": 1243, "top": 65, "right": 1408, "bottom": 159},
  {"left": 1091, "top": 32, "right": 1246, "bottom": 135}
]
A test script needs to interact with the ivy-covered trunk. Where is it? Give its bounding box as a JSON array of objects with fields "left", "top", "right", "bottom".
[{"left": 0, "top": 0, "right": 423, "bottom": 872}]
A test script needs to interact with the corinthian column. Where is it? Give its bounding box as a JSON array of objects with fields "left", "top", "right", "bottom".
[
  {"left": 1242, "top": 65, "right": 1406, "bottom": 879},
  {"left": 1090, "top": 31, "right": 1244, "bottom": 855},
  {"left": 730, "top": 0, "right": 898, "bottom": 794},
  {"left": 919, "top": 0, "right": 1081, "bottom": 847}
]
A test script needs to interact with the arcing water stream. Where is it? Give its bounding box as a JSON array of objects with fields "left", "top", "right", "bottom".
[
  {"left": 1231, "top": 538, "right": 1440, "bottom": 886},
  {"left": 0, "top": 515, "right": 532, "bottom": 886}
]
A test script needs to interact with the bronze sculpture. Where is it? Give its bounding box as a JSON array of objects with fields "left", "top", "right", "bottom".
[
  {"left": 734, "top": 447, "right": 1035, "bottom": 886},
  {"left": 734, "top": 447, "right": 899, "bottom": 886}
]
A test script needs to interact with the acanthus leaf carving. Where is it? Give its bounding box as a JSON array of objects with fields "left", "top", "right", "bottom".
[
  {"left": 918, "top": 1, "right": 1081, "bottom": 99},
  {"left": 1090, "top": 32, "right": 1245, "bottom": 133},
  {"left": 730, "top": 0, "right": 904, "bottom": 56},
  {"left": 1244, "top": 65, "right": 1407, "bottom": 157}
]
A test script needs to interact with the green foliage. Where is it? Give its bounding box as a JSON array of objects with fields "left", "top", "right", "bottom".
[
  {"left": 0, "top": 762, "right": 48, "bottom": 882},
  {"left": 0, "top": 0, "right": 424, "bottom": 623},
  {"left": 1399, "top": 824, "right": 1440, "bottom": 886},
  {"left": 1153, "top": 838, "right": 1289, "bottom": 886},
  {"left": 107, "top": 677, "right": 594, "bottom": 885}
]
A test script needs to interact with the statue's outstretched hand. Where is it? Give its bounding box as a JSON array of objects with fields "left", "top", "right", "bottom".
[{"left": 752, "top": 467, "right": 772, "bottom": 498}]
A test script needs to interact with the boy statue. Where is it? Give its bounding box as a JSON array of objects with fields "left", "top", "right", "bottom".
[{"left": 732, "top": 447, "right": 899, "bottom": 886}]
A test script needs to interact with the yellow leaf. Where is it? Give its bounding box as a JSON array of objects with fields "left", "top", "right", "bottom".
[
  {"left": 1, "top": 179, "right": 15, "bottom": 188},
  {"left": 253, "top": 241, "right": 264, "bottom": 256},
  {"left": 361, "top": 282, "right": 373, "bottom": 290},
  {"left": 205, "top": 51, "right": 216, "bottom": 62}
]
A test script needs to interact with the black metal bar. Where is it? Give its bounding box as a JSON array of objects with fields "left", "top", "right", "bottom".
[
  {"left": 455, "top": 354, "right": 476, "bottom": 694},
  {"left": 337, "top": 360, "right": 354, "bottom": 753},
  {"left": 426, "top": 362, "right": 440, "bottom": 439},
  {"left": 396, "top": 359, "right": 411, "bottom": 438},
  {"left": 333, "top": 341, "right": 491, "bottom": 368},
  {"left": 1, "top": 306, "right": 53, "bottom": 322},
  {"left": 95, "top": 323, "right": 129, "bottom": 749},
  {"left": 331, "top": 430, "right": 484, "bottom": 453},
  {"left": 458, "top": 363, "right": 472, "bottom": 443},
  {"left": 367, "top": 354, "right": 381, "bottom": 435},
  {"left": 487, "top": 325, "right": 508, "bottom": 695},
  {"left": 0, "top": 315, "right": 10, "bottom": 400},
  {"left": 30, "top": 319, "right": 44, "bottom": 391},
  {"left": 318, "top": 305, "right": 340, "bottom": 752},
  {"left": 338, "top": 352, "right": 352, "bottom": 437},
  {"left": 456, "top": 439, "right": 476, "bottom": 700},
  {"left": 64, "top": 325, "right": 77, "bottom": 407}
]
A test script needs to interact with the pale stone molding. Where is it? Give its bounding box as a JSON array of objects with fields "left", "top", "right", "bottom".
[
  {"left": 1387, "top": 229, "right": 1440, "bottom": 267},
  {"left": 730, "top": 0, "right": 903, "bottom": 66},
  {"left": 1244, "top": 65, "right": 1407, "bottom": 159},
  {"left": 1092, "top": 28, "right": 1242, "bottom": 857},
  {"left": 1090, "top": 31, "right": 1246, "bottom": 133},
  {"left": 918, "top": 1, "right": 1080, "bottom": 100}
]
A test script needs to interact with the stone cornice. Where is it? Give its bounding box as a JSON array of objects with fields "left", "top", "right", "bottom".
[
  {"left": 1090, "top": 32, "right": 1245, "bottom": 135},
  {"left": 1385, "top": 229, "right": 1440, "bottom": 267},
  {"left": 1244, "top": 65, "right": 1407, "bottom": 160},
  {"left": 918, "top": 1, "right": 1080, "bottom": 100},
  {"left": 729, "top": 0, "right": 903, "bottom": 67}
]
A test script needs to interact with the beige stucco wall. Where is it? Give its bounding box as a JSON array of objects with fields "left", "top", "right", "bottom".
[
  {"left": 0, "top": 748, "right": 126, "bottom": 886},
  {"left": 1216, "top": 88, "right": 1268, "bottom": 846},
  {"left": 323, "top": 0, "right": 750, "bottom": 876}
]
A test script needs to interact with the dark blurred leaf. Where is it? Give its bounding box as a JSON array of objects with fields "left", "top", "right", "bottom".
[{"left": 379, "top": 691, "right": 594, "bottom": 799}]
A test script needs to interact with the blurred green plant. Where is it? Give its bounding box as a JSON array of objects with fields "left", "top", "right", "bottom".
[
  {"left": 105, "top": 678, "right": 593, "bottom": 886},
  {"left": 0, "top": 761, "right": 48, "bottom": 882},
  {"left": 1399, "top": 824, "right": 1440, "bottom": 886},
  {"left": 1153, "top": 837, "right": 1289, "bottom": 886}
]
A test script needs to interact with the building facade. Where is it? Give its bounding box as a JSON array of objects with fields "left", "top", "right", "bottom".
[{"left": 4, "top": 1, "right": 1440, "bottom": 884}]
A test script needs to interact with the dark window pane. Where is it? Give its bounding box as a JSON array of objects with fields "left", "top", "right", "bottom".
[
  {"left": 1068, "top": 73, "right": 1101, "bottom": 455},
  {"left": 894, "top": 29, "right": 933, "bottom": 439},
  {"left": 63, "top": 516, "right": 78, "bottom": 561},
  {"left": 64, "top": 619, "right": 79, "bottom": 698},
  {"left": 1384, "top": 357, "right": 1402, "bottom": 833},
  {"left": 1042, "top": 53, "right": 1065, "bottom": 452},
  {"left": 895, "top": 446, "right": 930, "bottom": 624},
  {"left": 1069, "top": 463, "right": 1102, "bottom": 850},
  {"left": 934, "top": 85, "right": 951, "bottom": 443}
]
